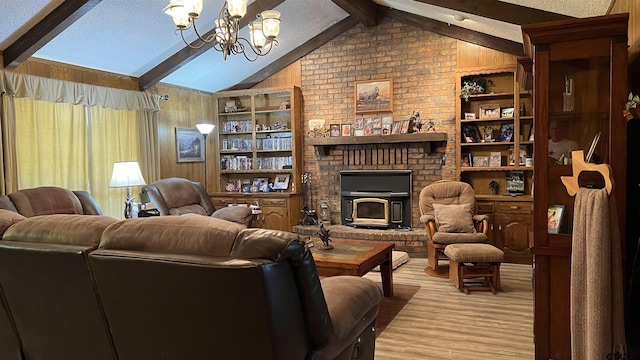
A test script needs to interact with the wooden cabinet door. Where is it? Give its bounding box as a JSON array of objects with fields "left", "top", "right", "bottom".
[
  {"left": 495, "top": 212, "right": 532, "bottom": 264},
  {"left": 260, "top": 198, "right": 289, "bottom": 231}
]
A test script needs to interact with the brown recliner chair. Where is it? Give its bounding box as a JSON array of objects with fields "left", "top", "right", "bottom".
[
  {"left": 419, "top": 180, "right": 489, "bottom": 274},
  {"left": 0, "top": 214, "right": 119, "bottom": 360},
  {"left": 0, "top": 186, "right": 103, "bottom": 216},
  {"left": 89, "top": 216, "right": 382, "bottom": 360},
  {"left": 141, "top": 177, "right": 253, "bottom": 226}
]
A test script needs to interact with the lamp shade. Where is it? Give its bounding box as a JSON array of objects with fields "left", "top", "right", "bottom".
[
  {"left": 196, "top": 123, "right": 215, "bottom": 135},
  {"left": 109, "top": 161, "right": 146, "bottom": 188}
]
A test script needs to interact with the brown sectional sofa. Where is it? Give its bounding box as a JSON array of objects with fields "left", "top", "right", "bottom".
[{"left": 0, "top": 211, "right": 382, "bottom": 360}]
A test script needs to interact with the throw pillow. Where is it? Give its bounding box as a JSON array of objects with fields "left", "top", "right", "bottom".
[
  {"left": 432, "top": 203, "right": 476, "bottom": 233},
  {"left": 212, "top": 206, "right": 253, "bottom": 227}
]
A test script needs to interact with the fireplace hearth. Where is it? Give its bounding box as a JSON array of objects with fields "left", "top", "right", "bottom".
[{"left": 340, "top": 170, "right": 412, "bottom": 229}]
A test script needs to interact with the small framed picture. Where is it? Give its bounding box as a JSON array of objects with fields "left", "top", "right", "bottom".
[
  {"left": 329, "top": 124, "right": 341, "bottom": 137},
  {"left": 391, "top": 121, "right": 402, "bottom": 134},
  {"left": 354, "top": 117, "right": 364, "bottom": 129},
  {"left": 473, "top": 156, "right": 489, "bottom": 167},
  {"left": 252, "top": 177, "right": 270, "bottom": 192},
  {"left": 547, "top": 205, "right": 565, "bottom": 234},
  {"left": 497, "top": 123, "right": 514, "bottom": 142},
  {"left": 341, "top": 124, "right": 352, "bottom": 136},
  {"left": 501, "top": 107, "right": 515, "bottom": 118},
  {"left": 464, "top": 112, "right": 476, "bottom": 120},
  {"left": 354, "top": 129, "right": 365, "bottom": 136},
  {"left": 489, "top": 152, "right": 502, "bottom": 167},
  {"left": 461, "top": 153, "right": 472, "bottom": 167},
  {"left": 401, "top": 120, "right": 410, "bottom": 134},
  {"left": 479, "top": 104, "right": 500, "bottom": 119},
  {"left": 483, "top": 126, "right": 494, "bottom": 142},
  {"left": 462, "top": 124, "right": 481, "bottom": 143},
  {"left": 273, "top": 174, "right": 291, "bottom": 191},
  {"left": 382, "top": 124, "right": 391, "bottom": 135}
]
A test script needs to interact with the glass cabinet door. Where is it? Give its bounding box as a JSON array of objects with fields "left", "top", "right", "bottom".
[{"left": 545, "top": 57, "right": 611, "bottom": 235}]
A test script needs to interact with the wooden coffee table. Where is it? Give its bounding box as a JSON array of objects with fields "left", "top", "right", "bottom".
[{"left": 309, "top": 238, "right": 394, "bottom": 297}]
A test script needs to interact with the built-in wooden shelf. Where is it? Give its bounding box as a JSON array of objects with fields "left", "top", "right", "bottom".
[{"left": 306, "top": 132, "right": 448, "bottom": 155}]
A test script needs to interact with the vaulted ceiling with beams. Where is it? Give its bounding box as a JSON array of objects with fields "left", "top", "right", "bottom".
[{"left": 0, "top": 0, "right": 613, "bottom": 94}]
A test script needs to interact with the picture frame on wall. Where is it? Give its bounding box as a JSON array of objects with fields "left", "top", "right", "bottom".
[
  {"left": 547, "top": 205, "right": 565, "bottom": 234},
  {"left": 355, "top": 79, "right": 393, "bottom": 114},
  {"left": 175, "top": 128, "right": 204, "bottom": 163},
  {"left": 329, "top": 124, "right": 341, "bottom": 137}
]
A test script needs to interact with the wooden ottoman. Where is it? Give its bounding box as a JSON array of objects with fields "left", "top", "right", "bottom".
[{"left": 444, "top": 243, "right": 504, "bottom": 295}]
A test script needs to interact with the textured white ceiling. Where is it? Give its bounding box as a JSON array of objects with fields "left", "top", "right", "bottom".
[
  {"left": 0, "top": 0, "right": 613, "bottom": 93},
  {"left": 498, "top": 0, "right": 613, "bottom": 17}
]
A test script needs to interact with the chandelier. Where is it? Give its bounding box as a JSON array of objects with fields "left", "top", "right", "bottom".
[{"left": 163, "top": 0, "right": 281, "bottom": 62}]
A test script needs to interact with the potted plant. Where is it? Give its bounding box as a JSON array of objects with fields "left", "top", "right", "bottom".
[
  {"left": 624, "top": 92, "right": 640, "bottom": 120},
  {"left": 460, "top": 78, "right": 493, "bottom": 102}
]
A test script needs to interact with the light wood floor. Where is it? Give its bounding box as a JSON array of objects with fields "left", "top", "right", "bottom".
[{"left": 363, "top": 258, "right": 534, "bottom": 360}]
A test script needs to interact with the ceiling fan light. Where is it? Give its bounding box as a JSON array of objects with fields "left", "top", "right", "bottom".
[
  {"left": 249, "top": 22, "right": 267, "bottom": 48},
  {"left": 261, "top": 10, "right": 280, "bottom": 39},
  {"left": 226, "top": 0, "right": 247, "bottom": 19}
]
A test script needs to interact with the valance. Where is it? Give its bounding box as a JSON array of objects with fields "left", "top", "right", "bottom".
[{"left": 0, "top": 70, "right": 160, "bottom": 112}]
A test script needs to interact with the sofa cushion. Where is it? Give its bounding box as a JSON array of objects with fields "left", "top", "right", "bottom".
[
  {"left": 100, "top": 216, "right": 245, "bottom": 257},
  {"left": 432, "top": 231, "right": 488, "bottom": 245},
  {"left": 315, "top": 276, "right": 382, "bottom": 358},
  {"left": 0, "top": 210, "right": 25, "bottom": 236},
  {"left": 2, "top": 214, "right": 117, "bottom": 246},
  {"left": 212, "top": 206, "right": 253, "bottom": 227},
  {"left": 433, "top": 203, "right": 476, "bottom": 233}
]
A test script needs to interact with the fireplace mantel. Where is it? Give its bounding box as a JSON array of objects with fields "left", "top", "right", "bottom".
[{"left": 306, "top": 132, "right": 448, "bottom": 155}]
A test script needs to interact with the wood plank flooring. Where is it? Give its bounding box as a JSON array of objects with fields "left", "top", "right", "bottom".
[{"left": 363, "top": 258, "right": 534, "bottom": 359}]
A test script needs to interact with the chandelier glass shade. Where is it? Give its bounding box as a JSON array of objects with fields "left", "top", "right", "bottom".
[{"left": 163, "top": 0, "right": 281, "bottom": 62}]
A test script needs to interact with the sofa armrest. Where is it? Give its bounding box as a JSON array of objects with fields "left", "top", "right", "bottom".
[
  {"left": 212, "top": 206, "right": 252, "bottom": 226},
  {"left": 140, "top": 185, "right": 170, "bottom": 216},
  {"left": 73, "top": 191, "right": 103, "bottom": 215}
]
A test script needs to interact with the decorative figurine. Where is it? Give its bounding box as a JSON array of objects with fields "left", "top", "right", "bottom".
[
  {"left": 407, "top": 111, "right": 422, "bottom": 133},
  {"left": 317, "top": 222, "right": 333, "bottom": 250},
  {"left": 425, "top": 118, "right": 436, "bottom": 132}
]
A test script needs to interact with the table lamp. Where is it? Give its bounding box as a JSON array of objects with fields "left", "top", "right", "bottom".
[{"left": 109, "top": 161, "right": 146, "bottom": 219}]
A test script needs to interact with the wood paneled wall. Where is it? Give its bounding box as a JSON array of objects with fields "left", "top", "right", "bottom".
[
  {"left": 252, "top": 61, "right": 302, "bottom": 89},
  {"left": 11, "top": 58, "right": 139, "bottom": 91},
  {"left": 147, "top": 83, "right": 217, "bottom": 191},
  {"left": 456, "top": 41, "right": 519, "bottom": 69}
]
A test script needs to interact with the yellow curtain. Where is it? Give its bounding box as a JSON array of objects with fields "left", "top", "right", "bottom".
[
  {"left": 90, "top": 106, "right": 141, "bottom": 219},
  {"left": 14, "top": 98, "right": 88, "bottom": 189}
]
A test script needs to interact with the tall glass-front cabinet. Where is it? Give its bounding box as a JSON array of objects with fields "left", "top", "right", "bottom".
[{"left": 522, "top": 14, "right": 628, "bottom": 359}]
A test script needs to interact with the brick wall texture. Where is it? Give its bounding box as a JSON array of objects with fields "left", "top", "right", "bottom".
[{"left": 300, "top": 18, "right": 458, "bottom": 256}]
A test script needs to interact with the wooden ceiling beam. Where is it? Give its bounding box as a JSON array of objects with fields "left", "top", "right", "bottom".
[
  {"left": 3, "top": 0, "right": 102, "bottom": 69},
  {"left": 139, "top": 0, "right": 285, "bottom": 90},
  {"left": 411, "top": 0, "right": 572, "bottom": 25},
  {"left": 390, "top": 9, "right": 526, "bottom": 57},
  {"left": 228, "top": 17, "right": 359, "bottom": 90},
  {"left": 331, "top": 0, "right": 383, "bottom": 27}
]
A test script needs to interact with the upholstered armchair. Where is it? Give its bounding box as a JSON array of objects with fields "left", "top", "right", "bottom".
[
  {"left": 141, "top": 177, "right": 253, "bottom": 226},
  {"left": 419, "top": 180, "right": 489, "bottom": 274}
]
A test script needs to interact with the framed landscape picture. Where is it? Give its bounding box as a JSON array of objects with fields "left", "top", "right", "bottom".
[
  {"left": 175, "top": 128, "right": 204, "bottom": 162},
  {"left": 355, "top": 79, "right": 393, "bottom": 114}
]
